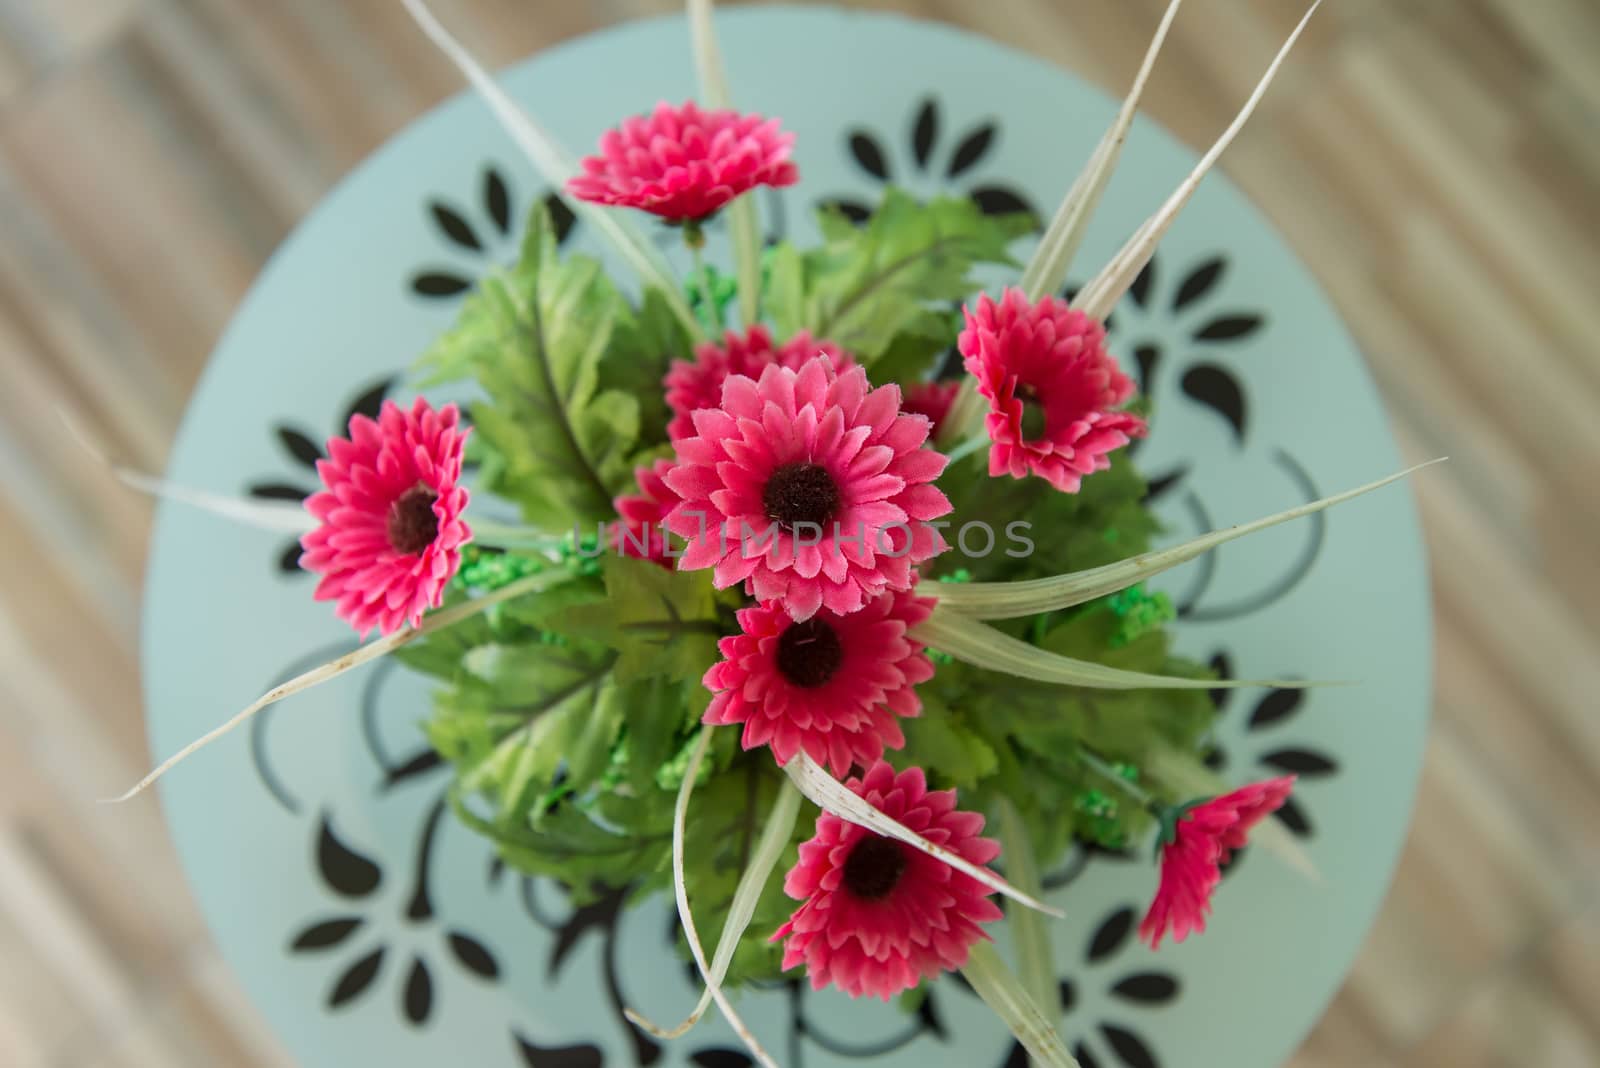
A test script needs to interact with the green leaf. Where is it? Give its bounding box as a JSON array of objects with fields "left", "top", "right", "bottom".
[
  {"left": 616, "top": 675, "right": 701, "bottom": 796},
  {"left": 550, "top": 555, "right": 724, "bottom": 684},
  {"left": 898, "top": 711, "right": 998, "bottom": 788},
  {"left": 932, "top": 450, "right": 1159, "bottom": 582},
  {"left": 778, "top": 189, "right": 1028, "bottom": 363},
  {"left": 417, "top": 203, "right": 636, "bottom": 529},
  {"left": 598, "top": 286, "right": 695, "bottom": 446},
  {"left": 868, "top": 306, "right": 962, "bottom": 390},
  {"left": 426, "top": 636, "right": 618, "bottom": 821},
  {"left": 763, "top": 241, "right": 806, "bottom": 339}
]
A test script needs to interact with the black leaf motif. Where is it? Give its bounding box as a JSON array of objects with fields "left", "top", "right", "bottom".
[
  {"left": 1207, "top": 652, "right": 1234, "bottom": 710},
  {"left": 516, "top": 1034, "right": 604, "bottom": 1068},
  {"left": 290, "top": 917, "right": 363, "bottom": 952},
  {"left": 820, "top": 198, "right": 873, "bottom": 225},
  {"left": 1173, "top": 256, "right": 1225, "bottom": 310},
  {"left": 1109, "top": 973, "right": 1180, "bottom": 1004},
  {"left": 402, "top": 958, "right": 433, "bottom": 1025},
  {"left": 1202, "top": 746, "right": 1226, "bottom": 772},
  {"left": 1248, "top": 689, "right": 1304, "bottom": 730},
  {"left": 278, "top": 542, "right": 304, "bottom": 574},
  {"left": 1001, "top": 1042, "right": 1029, "bottom": 1068},
  {"left": 316, "top": 814, "right": 382, "bottom": 898},
  {"left": 344, "top": 378, "right": 393, "bottom": 425},
  {"left": 1132, "top": 343, "right": 1161, "bottom": 392},
  {"left": 327, "top": 947, "right": 385, "bottom": 1009},
  {"left": 546, "top": 193, "right": 577, "bottom": 246},
  {"left": 947, "top": 122, "right": 996, "bottom": 178},
  {"left": 1088, "top": 906, "right": 1136, "bottom": 962},
  {"left": 248, "top": 481, "right": 308, "bottom": 502},
  {"left": 1261, "top": 748, "right": 1339, "bottom": 775},
  {"left": 1059, "top": 978, "right": 1077, "bottom": 1014},
  {"left": 1128, "top": 258, "right": 1156, "bottom": 308},
  {"left": 1101, "top": 1024, "right": 1160, "bottom": 1068},
  {"left": 691, "top": 1052, "right": 755, "bottom": 1068},
  {"left": 1075, "top": 1042, "right": 1104, "bottom": 1068},
  {"left": 968, "top": 185, "right": 1034, "bottom": 222},
  {"left": 448, "top": 932, "right": 500, "bottom": 980},
  {"left": 486, "top": 169, "right": 513, "bottom": 234},
  {"left": 1180, "top": 364, "right": 1246, "bottom": 443},
  {"left": 848, "top": 131, "right": 891, "bottom": 180},
  {"left": 276, "top": 427, "right": 323, "bottom": 469},
  {"left": 1194, "top": 314, "right": 1263, "bottom": 342},
  {"left": 1276, "top": 795, "right": 1313, "bottom": 835},
  {"left": 1142, "top": 465, "right": 1187, "bottom": 502},
  {"left": 911, "top": 97, "right": 939, "bottom": 169},
  {"left": 384, "top": 749, "right": 445, "bottom": 789},
  {"left": 919, "top": 989, "right": 948, "bottom": 1038},
  {"left": 431, "top": 202, "right": 483, "bottom": 252},
  {"left": 412, "top": 272, "right": 473, "bottom": 297}
]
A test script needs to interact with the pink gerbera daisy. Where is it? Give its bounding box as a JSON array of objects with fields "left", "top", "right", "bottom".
[
  {"left": 959, "top": 288, "right": 1148, "bottom": 492},
  {"left": 902, "top": 380, "right": 962, "bottom": 437},
  {"left": 1140, "top": 775, "right": 1297, "bottom": 948},
  {"left": 663, "top": 358, "right": 952, "bottom": 621},
  {"left": 299, "top": 398, "right": 472, "bottom": 638},
  {"left": 703, "top": 589, "right": 935, "bottom": 775},
  {"left": 774, "top": 761, "right": 1004, "bottom": 1000},
  {"left": 609, "top": 459, "right": 678, "bottom": 566},
  {"left": 567, "top": 101, "right": 799, "bottom": 221},
  {"left": 665, "top": 326, "right": 854, "bottom": 442}
]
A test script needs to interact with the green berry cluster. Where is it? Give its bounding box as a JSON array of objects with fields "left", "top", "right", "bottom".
[
  {"left": 685, "top": 263, "right": 738, "bottom": 325},
  {"left": 554, "top": 531, "right": 604, "bottom": 578},
  {"left": 1105, "top": 584, "right": 1176, "bottom": 648},
  {"left": 1072, "top": 788, "right": 1126, "bottom": 849},
  {"left": 655, "top": 733, "right": 715, "bottom": 792},
  {"left": 454, "top": 544, "right": 547, "bottom": 591},
  {"left": 930, "top": 569, "right": 971, "bottom": 662}
]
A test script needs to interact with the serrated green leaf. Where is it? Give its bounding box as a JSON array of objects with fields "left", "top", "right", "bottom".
[
  {"left": 416, "top": 204, "right": 637, "bottom": 529},
  {"left": 899, "top": 712, "right": 998, "bottom": 788},
  {"left": 932, "top": 450, "right": 1159, "bottom": 582},
  {"left": 598, "top": 286, "right": 694, "bottom": 446},
  {"left": 549, "top": 555, "right": 724, "bottom": 683},
  {"left": 763, "top": 241, "right": 806, "bottom": 338},
  {"left": 867, "top": 306, "right": 961, "bottom": 389},
  {"left": 788, "top": 189, "right": 1027, "bottom": 362}
]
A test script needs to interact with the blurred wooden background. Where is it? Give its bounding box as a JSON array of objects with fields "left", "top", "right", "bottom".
[{"left": 1, "top": 0, "right": 1597, "bottom": 1065}]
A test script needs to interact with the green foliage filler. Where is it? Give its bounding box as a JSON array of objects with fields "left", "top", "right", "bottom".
[{"left": 399, "top": 194, "right": 1217, "bottom": 989}]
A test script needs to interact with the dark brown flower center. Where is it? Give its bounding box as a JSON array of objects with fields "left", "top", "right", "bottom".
[
  {"left": 842, "top": 834, "right": 908, "bottom": 901},
  {"left": 762, "top": 462, "right": 840, "bottom": 529},
  {"left": 1016, "top": 383, "right": 1048, "bottom": 441},
  {"left": 775, "top": 617, "right": 844, "bottom": 688},
  {"left": 387, "top": 486, "right": 440, "bottom": 555}
]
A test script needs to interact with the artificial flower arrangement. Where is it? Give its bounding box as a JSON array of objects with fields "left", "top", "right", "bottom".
[{"left": 120, "top": 1, "right": 1426, "bottom": 1065}]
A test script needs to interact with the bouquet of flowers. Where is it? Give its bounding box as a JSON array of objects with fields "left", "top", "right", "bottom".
[{"left": 121, "top": 1, "right": 1426, "bottom": 1064}]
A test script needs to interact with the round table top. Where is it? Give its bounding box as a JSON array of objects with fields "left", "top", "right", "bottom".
[{"left": 143, "top": 7, "right": 1430, "bottom": 1067}]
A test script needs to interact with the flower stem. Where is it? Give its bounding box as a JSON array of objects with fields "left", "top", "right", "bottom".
[
  {"left": 997, "top": 798, "right": 1059, "bottom": 1057},
  {"left": 1078, "top": 748, "right": 1153, "bottom": 806},
  {"left": 962, "top": 941, "right": 1081, "bottom": 1068},
  {"left": 942, "top": 431, "right": 990, "bottom": 466},
  {"left": 685, "top": 222, "right": 722, "bottom": 333}
]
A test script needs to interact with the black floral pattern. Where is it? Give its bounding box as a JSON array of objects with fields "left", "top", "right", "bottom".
[
  {"left": 1202, "top": 653, "right": 1340, "bottom": 838},
  {"left": 823, "top": 97, "right": 1039, "bottom": 225},
  {"left": 410, "top": 166, "right": 576, "bottom": 299},
  {"left": 1091, "top": 251, "right": 1266, "bottom": 494},
  {"left": 288, "top": 807, "right": 501, "bottom": 1026},
  {"left": 246, "top": 377, "right": 395, "bottom": 575},
  {"left": 987, "top": 905, "right": 1177, "bottom": 1068}
]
